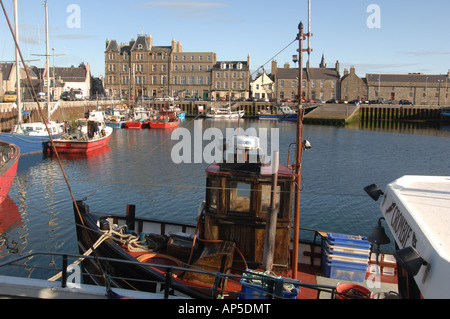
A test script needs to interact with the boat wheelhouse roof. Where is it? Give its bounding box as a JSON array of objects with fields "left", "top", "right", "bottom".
[
  {"left": 206, "top": 163, "right": 295, "bottom": 178},
  {"left": 382, "top": 175, "right": 450, "bottom": 260},
  {"left": 380, "top": 175, "right": 450, "bottom": 298}
]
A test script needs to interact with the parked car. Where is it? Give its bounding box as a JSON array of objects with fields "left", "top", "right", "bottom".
[
  {"left": 326, "top": 99, "right": 338, "bottom": 103},
  {"left": 60, "top": 91, "right": 72, "bottom": 101},
  {"left": 3, "top": 91, "right": 17, "bottom": 102},
  {"left": 37, "top": 92, "right": 47, "bottom": 101},
  {"left": 72, "top": 90, "right": 85, "bottom": 101},
  {"left": 399, "top": 99, "right": 413, "bottom": 105}
]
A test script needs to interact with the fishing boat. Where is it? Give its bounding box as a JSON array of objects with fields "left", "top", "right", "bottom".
[
  {"left": 258, "top": 105, "right": 297, "bottom": 121},
  {"left": 105, "top": 106, "right": 129, "bottom": 129},
  {"left": 0, "top": 122, "right": 66, "bottom": 156},
  {"left": 205, "top": 106, "right": 244, "bottom": 119},
  {"left": 125, "top": 107, "right": 151, "bottom": 129},
  {"left": 0, "top": 142, "right": 20, "bottom": 205},
  {"left": 167, "top": 105, "right": 186, "bottom": 119},
  {"left": 48, "top": 111, "right": 113, "bottom": 154},
  {"left": 149, "top": 110, "right": 179, "bottom": 129},
  {"left": 72, "top": 132, "right": 403, "bottom": 299}
]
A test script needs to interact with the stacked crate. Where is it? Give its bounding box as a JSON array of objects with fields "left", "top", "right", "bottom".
[{"left": 321, "top": 233, "right": 371, "bottom": 282}]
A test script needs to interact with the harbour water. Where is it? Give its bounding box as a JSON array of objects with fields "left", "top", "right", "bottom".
[{"left": 1, "top": 118, "right": 450, "bottom": 279}]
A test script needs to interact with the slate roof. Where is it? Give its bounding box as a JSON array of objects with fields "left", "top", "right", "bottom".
[
  {"left": 213, "top": 61, "right": 249, "bottom": 71},
  {"left": 105, "top": 40, "right": 120, "bottom": 52},
  {"left": 0, "top": 63, "right": 13, "bottom": 80},
  {"left": 366, "top": 73, "right": 449, "bottom": 84},
  {"left": 308, "top": 67, "right": 339, "bottom": 80},
  {"left": 276, "top": 68, "right": 307, "bottom": 79},
  {"left": 131, "top": 35, "right": 152, "bottom": 51}
]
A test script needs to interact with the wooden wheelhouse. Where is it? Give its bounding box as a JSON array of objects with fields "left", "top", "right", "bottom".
[{"left": 202, "top": 140, "right": 295, "bottom": 274}]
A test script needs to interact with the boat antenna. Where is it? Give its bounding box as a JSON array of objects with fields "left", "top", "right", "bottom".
[{"left": 292, "top": 21, "right": 312, "bottom": 279}]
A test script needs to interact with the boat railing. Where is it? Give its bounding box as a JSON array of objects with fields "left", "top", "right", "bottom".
[{"left": 0, "top": 251, "right": 340, "bottom": 299}]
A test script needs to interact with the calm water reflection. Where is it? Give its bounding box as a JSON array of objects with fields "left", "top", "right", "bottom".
[{"left": 1, "top": 118, "right": 450, "bottom": 277}]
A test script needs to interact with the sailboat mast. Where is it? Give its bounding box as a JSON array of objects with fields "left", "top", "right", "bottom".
[
  {"left": 14, "top": 0, "right": 22, "bottom": 124},
  {"left": 308, "top": 0, "right": 311, "bottom": 62},
  {"left": 45, "top": 0, "right": 50, "bottom": 121}
]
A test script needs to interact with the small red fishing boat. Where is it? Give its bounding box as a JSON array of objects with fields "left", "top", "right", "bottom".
[
  {"left": 0, "top": 141, "right": 20, "bottom": 205},
  {"left": 49, "top": 111, "right": 113, "bottom": 154},
  {"left": 149, "top": 110, "right": 179, "bottom": 129},
  {"left": 125, "top": 108, "right": 151, "bottom": 129}
]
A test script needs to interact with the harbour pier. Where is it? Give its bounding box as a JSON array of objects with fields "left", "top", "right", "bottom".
[{"left": 1, "top": 100, "right": 445, "bottom": 132}]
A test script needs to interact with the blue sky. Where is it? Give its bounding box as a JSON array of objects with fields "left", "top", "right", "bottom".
[{"left": 1, "top": 0, "right": 450, "bottom": 78}]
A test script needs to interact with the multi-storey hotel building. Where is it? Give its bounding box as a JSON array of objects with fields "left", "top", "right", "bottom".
[{"left": 104, "top": 34, "right": 249, "bottom": 101}]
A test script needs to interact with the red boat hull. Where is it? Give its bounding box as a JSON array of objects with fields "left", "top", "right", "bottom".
[
  {"left": 52, "top": 135, "right": 112, "bottom": 154},
  {"left": 0, "top": 142, "right": 20, "bottom": 205},
  {"left": 149, "top": 120, "right": 179, "bottom": 129},
  {"left": 125, "top": 121, "right": 149, "bottom": 129}
]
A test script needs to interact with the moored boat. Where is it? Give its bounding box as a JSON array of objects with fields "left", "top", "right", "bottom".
[
  {"left": 205, "top": 106, "right": 244, "bottom": 119},
  {"left": 167, "top": 105, "right": 186, "bottom": 119},
  {"left": 440, "top": 107, "right": 450, "bottom": 123},
  {"left": 72, "top": 134, "right": 403, "bottom": 299},
  {"left": 105, "top": 106, "right": 129, "bottom": 129},
  {"left": 258, "top": 105, "right": 297, "bottom": 121},
  {"left": 0, "top": 122, "right": 65, "bottom": 156},
  {"left": 149, "top": 110, "right": 179, "bottom": 129},
  {"left": 0, "top": 142, "right": 20, "bottom": 205},
  {"left": 125, "top": 107, "right": 151, "bottom": 129},
  {"left": 48, "top": 111, "right": 113, "bottom": 154}
]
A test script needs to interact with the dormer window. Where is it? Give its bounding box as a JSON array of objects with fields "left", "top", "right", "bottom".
[
  {"left": 138, "top": 44, "right": 143, "bottom": 50},
  {"left": 237, "top": 62, "right": 243, "bottom": 70}
]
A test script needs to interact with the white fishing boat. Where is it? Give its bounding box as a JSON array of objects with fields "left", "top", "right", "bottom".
[{"left": 205, "top": 106, "right": 244, "bottom": 119}]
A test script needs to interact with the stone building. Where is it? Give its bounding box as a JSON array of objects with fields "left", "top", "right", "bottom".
[
  {"left": 211, "top": 58, "right": 250, "bottom": 101},
  {"left": 366, "top": 72, "right": 450, "bottom": 105},
  {"left": 171, "top": 51, "right": 217, "bottom": 100},
  {"left": 340, "top": 66, "right": 367, "bottom": 102},
  {"left": 104, "top": 34, "right": 249, "bottom": 101},
  {"left": 105, "top": 35, "right": 180, "bottom": 99},
  {"left": 271, "top": 56, "right": 340, "bottom": 102}
]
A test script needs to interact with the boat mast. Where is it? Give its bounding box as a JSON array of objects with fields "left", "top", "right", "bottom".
[
  {"left": 14, "top": 0, "right": 22, "bottom": 124},
  {"left": 292, "top": 21, "right": 312, "bottom": 279},
  {"left": 45, "top": 0, "right": 50, "bottom": 121}
]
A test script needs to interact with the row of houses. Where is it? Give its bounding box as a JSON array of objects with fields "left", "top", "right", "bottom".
[
  {"left": 105, "top": 34, "right": 450, "bottom": 106},
  {"left": 0, "top": 61, "right": 91, "bottom": 102},
  {"left": 2, "top": 32, "right": 449, "bottom": 107}
]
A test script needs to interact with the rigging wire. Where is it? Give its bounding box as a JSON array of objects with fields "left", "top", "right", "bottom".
[{"left": 250, "top": 38, "right": 297, "bottom": 77}]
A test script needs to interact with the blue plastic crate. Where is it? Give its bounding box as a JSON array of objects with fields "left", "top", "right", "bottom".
[
  {"left": 326, "top": 233, "right": 371, "bottom": 250},
  {"left": 322, "top": 255, "right": 368, "bottom": 282},
  {"left": 239, "top": 281, "right": 299, "bottom": 299},
  {"left": 323, "top": 241, "right": 370, "bottom": 259}
]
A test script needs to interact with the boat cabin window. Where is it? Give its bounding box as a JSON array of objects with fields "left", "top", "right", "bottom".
[
  {"left": 260, "top": 184, "right": 281, "bottom": 216},
  {"left": 207, "top": 178, "right": 220, "bottom": 211},
  {"left": 229, "top": 182, "right": 251, "bottom": 213}
]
